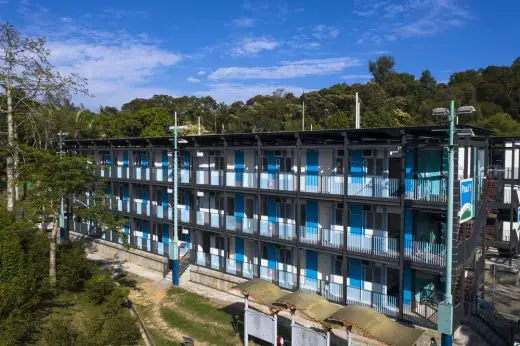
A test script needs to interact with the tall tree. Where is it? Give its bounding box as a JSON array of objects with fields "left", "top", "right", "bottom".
[
  {"left": 0, "top": 22, "right": 87, "bottom": 211},
  {"left": 368, "top": 56, "right": 396, "bottom": 86}
]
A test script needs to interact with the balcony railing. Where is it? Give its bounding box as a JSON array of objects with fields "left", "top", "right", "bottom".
[
  {"left": 196, "top": 252, "right": 225, "bottom": 271},
  {"left": 195, "top": 170, "right": 209, "bottom": 185},
  {"left": 347, "top": 286, "right": 399, "bottom": 318},
  {"left": 115, "top": 166, "right": 129, "bottom": 179},
  {"left": 98, "top": 166, "right": 112, "bottom": 178},
  {"left": 210, "top": 170, "right": 224, "bottom": 186},
  {"left": 259, "top": 265, "right": 297, "bottom": 290},
  {"left": 347, "top": 233, "right": 399, "bottom": 259},
  {"left": 259, "top": 172, "right": 296, "bottom": 191},
  {"left": 405, "top": 177, "right": 447, "bottom": 203},
  {"left": 226, "top": 172, "right": 257, "bottom": 188},
  {"left": 299, "top": 174, "right": 344, "bottom": 195},
  {"left": 403, "top": 301, "right": 439, "bottom": 329},
  {"left": 153, "top": 205, "right": 169, "bottom": 219},
  {"left": 132, "top": 201, "right": 151, "bottom": 216},
  {"left": 114, "top": 198, "right": 130, "bottom": 213},
  {"left": 153, "top": 167, "right": 171, "bottom": 182},
  {"left": 196, "top": 211, "right": 223, "bottom": 228},
  {"left": 225, "top": 258, "right": 256, "bottom": 279},
  {"left": 299, "top": 226, "right": 344, "bottom": 249},
  {"left": 133, "top": 167, "right": 151, "bottom": 181},
  {"left": 225, "top": 216, "right": 257, "bottom": 234},
  {"left": 299, "top": 277, "right": 344, "bottom": 304},
  {"left": 259, "top": 220, "right": 296, "bottom": 240},
  {"left": 177, "top": 208, "right": 191, "bottom": 223},
  {"left": 347, "top": 176, "right": 399, "bottom": 199},
  {"left": 404, "top": 240, "right": 446, "bottom": 266}
]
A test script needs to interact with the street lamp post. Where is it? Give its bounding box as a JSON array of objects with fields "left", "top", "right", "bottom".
[
  {"left": 433, "top": 101, "right": 475, "bottom": 346},
  {"left": 169, "top": 112, "right": 187, "bottom": 286},
  {"left": 57, "top": 131, "right": 68, "bottom": 243}
]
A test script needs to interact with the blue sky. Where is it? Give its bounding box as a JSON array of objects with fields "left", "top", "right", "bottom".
[{"left": 1, "top": 0, "right": 519, "bottom": 110}]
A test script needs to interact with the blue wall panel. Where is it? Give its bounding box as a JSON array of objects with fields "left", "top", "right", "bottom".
[
  {"left": 350, "top": 204, "right": 363, "bottom": 235},
  {"left": 142, "top": 222, "right": 149, "bottom": 239},
  {"left": 267, "top": 244, "right": 277, "bottom": 269},
  {"left": 349, "top": 258, "right": 362, "bottom": 288},
  {"left": 235, "top": 237, "right": 245, "bottom": 262},
  {"left": 306, "top": 250, "right": 318, "bottom": 279},
  {"left": 350, "top": 150, "right": 363, "bottom": 184},
  {"left": 405, "top": 150, "right": 414, "bottom": 193},
  {"left": 123, "top": 152, "right": 129, "bottom": 167},
  {"left": 162, "top": 224, "right": 169, "bottom": 243},
  {"left": 404, "top": 209, "right": 413, "bottom": 251},
  {"left": 235, "top": 151, "right": 244, "bottom": 184},
  {"left": 306, "top": 150, "right": 319, "bottom": 189},
  {"left": 162, "top": 151, "right": 168, "bottom": 168},
  {"left": 404, "top": 267, "right": 412, "bottom": 305},
  {"left": 236, "top": 194, "right": 245, "bottom": 218},
  {"left": 267, "top": 198, "right": 277, "bottom": 223}
]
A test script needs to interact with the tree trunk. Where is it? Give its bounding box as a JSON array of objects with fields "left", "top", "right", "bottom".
[
  {"left": 6, "top": 84, "right": 15, "bottom": 211},
  {"left": 49, "top": 210, "right": 59, "bottom": 287}
]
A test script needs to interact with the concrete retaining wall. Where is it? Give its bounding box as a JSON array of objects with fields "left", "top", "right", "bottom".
[
  {"left": 69, "top": 231, "right": 169, "bottom": 275},
  {"left": 189, "top": 266, "right": 247, "bottom": 292}
]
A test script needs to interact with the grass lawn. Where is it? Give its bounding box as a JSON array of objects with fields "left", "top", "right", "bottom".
[{"left": 160, "top": 287, "right": 241, "bottom": 346}]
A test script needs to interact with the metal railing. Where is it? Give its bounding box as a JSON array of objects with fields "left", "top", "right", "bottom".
[
  {"left": 299, "top": 278, "right": 344, "bottom": 304},
  {"left": 196, "top": 211, "right": 223, "bottom": 228},
  {"left": 259, "top": 172, "right": 297, "bottom": 191},
  {"left": 133, "top": 167, "right": 151, "bottom": 181},
  {"left": 404, "top": 240, "right": 446, "bottom": 266},
  {"left": 347, "top": 176, "right": 399, "bottom": 199},
  {"left": 225, "top": 258, "right": 256, "bottom": 279},
  {"left": 225, "top": 216, "right": 258, "bottom": 234},
  {"left": 299, "top": 174, "right": 343, "bottom": 195},
  {"left": 196, "top": 251, "right": 225, "bottom": 271},
  {"left": 259, "top": 265, "right": 297, "bottom": 290},
  {"left": 405, "top": 177, "right": 447, "bottom": 202},
  {"left": 98, "top": 166, "right": 112, "bottom": 178},
  {"left": 346, "top": 286, "right": 399, "bottom": 318},
  {"left": 226, "top": 171, "right": 257, "bottom": 188},
  {"left": 347, "top": 233, "right": 399, "bottom": 259},
  {"left": 177, "top": 208, "right": 191, "bottom": 223},
  {"left": 115, "top": 166, "right": 129, "bottom": 179},
  {"left": 259, "top": 220, "right": 296, "bottom": 240},
  {"left": 299, "top": 226, "right": 344, "bottom": 249},
  {"left": 403, "top": 301, "right": 438, "bottom": 329},
  {"left": 195, "top": 170, "right": 209, "bottom": 185},
  {"left": 132, "top": 201, "right": 151, "bottom": 216}
]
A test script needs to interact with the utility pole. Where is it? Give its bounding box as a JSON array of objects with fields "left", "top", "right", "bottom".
[
  {"left": 355, "top": 92, "right": 360, "bottom": 129},
  {"left": 302, "top": 95, "right": 305, "bottom": 131},
  {"left": 57, "top": 131, "right": 68, "bottom": 243},
  {"left": 171, "top": 112, "right": 180, "bottom": 286},
  {"left": 198, "top": 116, "right": 201, "bottom": 135}
]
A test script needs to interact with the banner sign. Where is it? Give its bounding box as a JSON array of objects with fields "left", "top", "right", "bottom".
[{"left": 460, "top": 179, "right": 473, "bottom": 223}]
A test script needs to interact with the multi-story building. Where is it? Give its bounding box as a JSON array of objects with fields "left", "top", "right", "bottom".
[
  {"left": 66, "top": 125, "right": 488, "bottom": 332},
  {"left": 487, "top": 137, "right": 520, "bottom": 262}
]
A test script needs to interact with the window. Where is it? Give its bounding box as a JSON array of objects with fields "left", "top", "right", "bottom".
[
  {"left": 366, "top": 158, "right": 383, "bottom": 175},
  {"left": 333, "top": 256, "right": 343, "bottom": 276},
  {"left": 156, "top": 190, "right": 163, "bottom": 205},
  {"left": 374, "top": 266, "right": 382, "bottom": 284},
  {"left": 362, "top": 260, "right": 372, "bottom": 283},
  {"left": 119, "top": 186, "right": 124, "bottom": 199},
  {"left": 334, "top": 204, "right": 343, "bottom": 225},
  {"left": 280, "top": 201, "right": 294, "bottom": 220},
  {"left": 280, "top": 157, "right": 292, "bottom": 173},
  {"left": 246, "top": 199, "right": 254, "bottom": 218},
  {"left": 336, "top": 150, "right": 344, "bottom": 175},
  {"left": 227, "top": 197, "right": 235, "bottom": 216},
  {"left": 300, "top": 204, "right": 306, "bottom": 224},
  {"left": 365, "top": 211, "right": 374, "bottom": 230},
  {"left": 262, "top": 244, "right": 268, "bottom": 259},
  {"left": 375, "top": 212, "right": 383, "bottom": 230}
]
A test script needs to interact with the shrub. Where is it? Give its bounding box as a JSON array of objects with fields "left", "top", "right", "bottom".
[
  {"left": 56, "top": 243, "right": 97, "bottom": 291},
  {"left": 41, "top": 315, "right": 77, "bottom": 346},
  {"left": 85, "top": 273, "right": 114, "bottom": 304}
]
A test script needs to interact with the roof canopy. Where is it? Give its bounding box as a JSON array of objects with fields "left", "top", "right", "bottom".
[{"left": 233, "top": 279, "right": 424, "bottom": 346}]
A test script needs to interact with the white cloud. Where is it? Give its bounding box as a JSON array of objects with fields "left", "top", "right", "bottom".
[
  {"left": 197, "top": 70, "right": 206, "bottom": 76},
  {"left": 194, "top": 83, "right": 305, "bottom": 104},
  {"left": 232, "top": 37, "right": 279, "bottom": 56},
  {"left": 209, "top": 57, "right": 361, "bottom": 80},
  {"left": 230, "top": 17, "right": 255, "bottom": 28},
  {"left": 342, "top": 74, "right": 372, "bottom": 81},
  {"left": 187, "top": 76, "right": 201, "bottom": 83},
  {"left": 312, "top": 25, "right": 340, "bottom": 40},
  {"left": 353, "top": 0, "right": 471, "bottom": 42}
]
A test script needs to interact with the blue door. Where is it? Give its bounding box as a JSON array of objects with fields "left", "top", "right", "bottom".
[
  {"left": 162, "top": 224, "right": 169, "bottom": 244},
  {"left": 405, "top": 150, "right": 415, "bottom": 194},
  {"left": 267, "top": 244, "right": 277, "bottom": 269},
  {"left": 350, "top": 151, "right": 363, "bottom": 185},
  {"left": 235, "top": 237, "right": 245, "bottom": 262},
  {"left": 404, "top": 209, "right": 413, "bottom": 251},
  {"left": 349, "top": 204, "right": 363, "bottom": 235},
  {"left": 235, "top": 151, "right": 244, "bottom": 185},
  {"left": 306, "top": 150, "right": 319, "bottom": 191},
  {"left": 305, "top": 201, "right": 318, "bottom": 238},
  {"left": 349, "top": 258, "right": 362, "bottom": 288},
  {"left": 306, "top": 250, "right": 318, "bottom": 279}
]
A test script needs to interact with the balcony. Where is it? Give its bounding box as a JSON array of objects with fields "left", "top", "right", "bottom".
[
  {"left": 299, "top": 174, "right": 344, "bottom": 195},
  {"left": 225, "top": 258, "right": 256, "bottom": 279},
  {"left": 225, "top": 216, "right": 257, "bottom": 234},
  {"left": 195, "top": 170, "right": 209, "bottom": 185},
  {"left": 346, "top": 286, "right": 399, "bottom": 318},
  {"left": 299, "top": 277, "right": 344, "bottom": 304},
  {"left": 98, "top": 166, "right": 112, "bottom": 178},
  {"left": 152, "top": 205, "right": 169, "bottom": 219},
  {"left": 196, "top": 211, "right": 223, "bottom": 228},
  {"left": 131, "top": 235, "right": 152, "bottom": 252},
  {"left": 196, "top": 251, "right": 225, "bottom": 271},
  {"left": 347, "top": 176, "right": 399, "bottom": 199},
  {"left": 404, "top": 240, "right": 446, "bottom": 267},
  {"left": 177, "top": 208, "right": 191, "bottom": 223},
  {"left": 405, "top": 177, "right": 447, "bottom": 203},
  {"left": 114, "top": 198, "right": 130, "bottom": 213},
  {"left": 346, "top": 233, "right": 399, "bottom": 259},
  {"left": 259, "top": 220, "right": 296, "bottom": 240},
  {"left": 259, "top": 172, "right": 296, "bottom": 191},
  {"left": 299, "top": 226, "right": 344, "bottom": 249},
  {"left": 152, "top": 168, "right": 172, "bottom": 183},
  {"left": 133, "top": 167, "right": 151, "bottom": 181},
  {"left": 226, "top": 172, "right": 257, "bottom": 189},
  {"left": 132, "top": 201, "right": 151, "bottom": 217},
  {"left": 259, "top": 265, "right": 297, "bottom": 290},
  {"left": 115, "top": 166, "right": 129, "bottom": 179}
]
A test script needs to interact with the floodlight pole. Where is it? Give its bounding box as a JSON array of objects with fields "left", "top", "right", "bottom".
[
  {"left": 441, "top": 100, "right": 455, "bottom": 346},
  {"left": 58, "top": 131, "right": 67, "bottom": 243},
  {"left": 171, "top": 112, "right": 180, "bottom": 286}
]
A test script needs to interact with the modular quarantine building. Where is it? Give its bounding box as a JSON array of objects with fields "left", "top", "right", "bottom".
[{"left": 66, "top": 125, "right": 489, "bottom": 333}]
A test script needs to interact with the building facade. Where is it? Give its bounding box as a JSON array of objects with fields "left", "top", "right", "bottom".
[{"left": 66, "top": 125, "right": 489, "bottom": 332}]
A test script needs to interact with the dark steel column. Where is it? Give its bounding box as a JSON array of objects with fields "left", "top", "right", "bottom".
[
  {"left": 398, "top": 131, "right": 407, "bottom": 320},
  {"left": 342, "top": 133, "right": 349, "bottom": 305}
]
